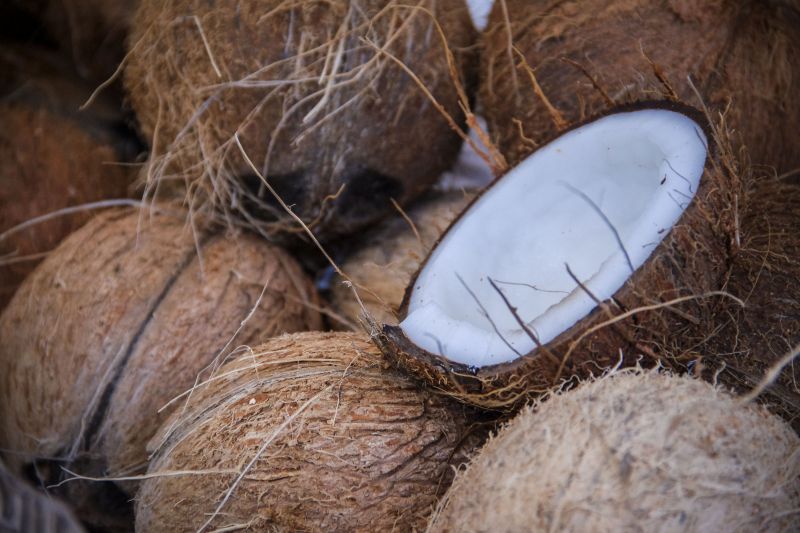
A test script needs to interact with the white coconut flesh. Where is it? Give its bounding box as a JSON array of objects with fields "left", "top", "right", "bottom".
[
  {"left": 400, "top": 109, "right": 708, "bottom": 368},
  {"left": 466, "top": 0, "right": 493, "bottom": 30}
]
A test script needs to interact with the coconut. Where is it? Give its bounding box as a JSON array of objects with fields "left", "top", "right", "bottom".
[
  {"left": 481, "top": 0, "right": 800, "bottom": 175},
  {"left": 1, "top": 461, "right": 85, "bottom": 533},
  {"left": 374, "top": 102, "right": 742, "bottom": 409},
  {"left": 136, "top": 331, "right": 482, "bottom": 532},
  {"left": 428, "top": 369, "right": 800, "bottom": 532},
  {"left": 0, "top": 208, "right": 322, "bottom": 531},
  {"left": 332, "top": 191, "right": 475, "bottom": 327},
  {"left": 0, "top": 46, "right": 139, "bottom": 310},
  {"left": 125, "top": 0, "right": 478, "bottom": 241}
]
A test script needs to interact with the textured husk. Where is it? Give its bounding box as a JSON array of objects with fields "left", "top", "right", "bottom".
[
  {"left": 1, "top": 461, "right": 85, "bottom": 533},
  {"left": 0, "top": 46, "right": 138, "bottom": 310},
  {"left": 331, "top": 190, "right": 474, "bottom": 327},
  {"left": 481, "top": 0, "right": 800, "bottom": 176},
  {"left": 428, "top": 369, "right": 800, "bottom": 533},
  {"left": 0, "top": 208, "right": 321, "bottom": 531},
  {"left": 376, "top": 101, "right": 741, "bottom": 409},
  {"left": 706, "top": 177, "right": 800, "bottom": 430},
  {"left": 125, "top": 0, "right": 478, "bottom": 240},
  {"left": 136, "top": 331, "right": 484, "bottom": 533}
]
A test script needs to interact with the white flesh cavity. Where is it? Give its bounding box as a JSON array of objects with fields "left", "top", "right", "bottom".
[
  {"left": 401, "top": 109, "right": 708, "bottom": 367},
  {"left": 466, "top": 0, "right": 493, "bottom": 30}
]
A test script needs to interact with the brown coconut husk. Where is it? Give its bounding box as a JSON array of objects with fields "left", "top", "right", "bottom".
[
  {"left": 0, "top": 46, "right": 139, "bottom": 310},
  {"left": 0, "top": 208, "right": 322, "bottom": 531},
  {"left": 136, "top": 331, "right": 486, "bottom": 533},
  {"left": 375, "top": 101, "right": 743, "bottom": 410},
  {"left": 481, "top": 0, "right": 800, "bottom": 176},
  {"left": 331, "top": 190, "right": 475, "bottom": 327},
  {"left": 428, "top": 369, "right": 800, "bottom": 532},
  {"left": 704, "top": 176, "right": 800, "bottom": 430},
  {"left": 1, "top": 461, "right": 85, "bottom": 533},
  {"left": 125, "top": 0, "right": 478, "bottom": 241}
]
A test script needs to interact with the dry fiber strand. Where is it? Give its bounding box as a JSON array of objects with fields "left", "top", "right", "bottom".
[
  {"left": 332, "top": 190, "right": 474, "bottom": 326},
  {"left": 0, "top": 208, "right": 321, "bottom": 531},
  {"left": 429, "top": 369, "right": 800, "bottom": 533},
  {"left": 125, "top": 0, "right": 478, "bottom": 240},
  {"left": 481, "top": 0, "right": 800, "bottom": 175},
  {"left": 137, "top": 331, "right": 482, "bottom": 533}
]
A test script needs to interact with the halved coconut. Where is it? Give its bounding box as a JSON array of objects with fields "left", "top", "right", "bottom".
[{"left": 375, "top": 102, "right": 738, "bottom": 408}]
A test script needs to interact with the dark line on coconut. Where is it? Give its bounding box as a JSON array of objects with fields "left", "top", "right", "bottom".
[
  {"left": 560, "top": 182, "right": 634, "bottom": 272},
  {"left": 492, "top": 279, "right": 569, "bottom": 294},
  {"left": 77, "top": 233, "right": 216, "bottom": 460},
  {"left": 663, "top": 158, "right": 694, "bottom": 193},
  {"left": 455, "top": 273, "right": 521, "bottom": 357},
  {"left": 487, "top": 278, "right": 542, "bottom": 348}
]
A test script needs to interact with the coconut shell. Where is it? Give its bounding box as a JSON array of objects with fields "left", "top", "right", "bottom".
[
  {"left": 0, "top": 208, "right": 321, "bottom": 531},
  {"left": 137, "top": 331, "right": 484, "bottom": 533},
  {"left": 376, "top": 102, "right": 741, "bottom": 409},
  {"left": 1, "top": 461, "right": 85, "bottom": 533},
  {"left": 429, "top": 369, "right": 800, "bottom": 532},
  {"left": 332, "top": 191, "right": 474, "bottom": 327},
  {"left": 0, "top": 46, "right": 139, "bottom": 310},
  {"left": 481, "top": 0, "right": 800, "bottom": 176},
  {"left": 125, "top": 0, "right": 478, "bottom": 240}
]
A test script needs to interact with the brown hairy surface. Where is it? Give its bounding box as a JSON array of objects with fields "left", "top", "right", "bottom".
[
  {"left": 429, "top": 369, "right": 800, "bottom": 533},
  {"left": 0, "top": 208, "right": 321, "bottom": 531},
  {"left": 137, "top": 331, "right": 483, "bottom": 533},
  {"left": 125, "top": 0, "right": 478, "bottom": 240},
  {"left": 481, "top": 0, "right": 800, "bottom": 175},
  {"left": 377, "top": 102, "right": 742, "bottom": 410},
  {"left": 0, "top": 46, "right": 138, "bottom": 310},
  {"left": 332, "top": 190, "right": 474, "bottom": 327}
]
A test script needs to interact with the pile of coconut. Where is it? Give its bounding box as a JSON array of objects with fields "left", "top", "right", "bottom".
[{"left": 1, "top": 0, "right": 799, "bottom": 532}]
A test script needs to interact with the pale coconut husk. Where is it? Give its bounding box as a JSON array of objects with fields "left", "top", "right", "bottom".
[
  {"left": 1, "top": 461, "right": 85, "bottom": 533},
  {"left": 125, "top": 0, "right": 478, "bottom": 240},
  {"left": 376, "top": 102, "right": 743, "bottom": 410},
  {"left": 481, "top": 0, "right": 800, "bottom": 176},
  {"left": 0, "top": 208, "right": 322, "bottom": 531},
  {"left": 0, "top": 45, "right": 139, "bottom": 310},
  {"left": 137, "top": 331, "right": 485, "bottom": 533},
  {"left": 331, "top": 190, "right": 475, "bottom": 327},
  {"left": 429, "top": 369, "right": 800, "bottom": 533}
]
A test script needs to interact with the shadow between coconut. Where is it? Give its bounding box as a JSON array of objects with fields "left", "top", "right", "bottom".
[{"left": 373, "top": 101, "right": 741, "bottom": 409}]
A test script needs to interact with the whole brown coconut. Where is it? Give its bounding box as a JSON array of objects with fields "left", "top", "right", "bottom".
[
  {"left": 125, "top": 0, "right": 478, "bottom": 240},
  {"left": 481, "top": 0, "right": 800, "bottom": 175},
  {"left": 1, "top": 461, "right": 85, "bottom": 533},
  {"left": 332, "top": 190, "right": 474, "bottom": 327},
  {"left": 137, "top": 331, "right": 482, "bottom": 533},
  {"left": 429, "top": 370, "right": 800, "bottom": 533},
  {"left": 0, "top": 46, "right": 138, "bottom": 310},
  {"left": 0, "top": 208, "right": 321, "bottom": 531},
  {"left": 376, "top": 103, "right": 743, "bottom": 409}
]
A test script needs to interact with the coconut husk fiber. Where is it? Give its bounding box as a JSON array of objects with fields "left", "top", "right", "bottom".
[
  {"left": 429, "top": 369, "right": 800, "bottom": 532},
  {"left": 481, "top": 0, "right": 800, "bottom": 176},
  {"left": 125, "top": 0, "right": 478, "bottom": 241},
  {"left": 376, "top": 102, "right": 745, "bottom": 410},
  {"left": 0, "top": 207, "right": 322, "bottom": 531},
  {"left": 137, "top": 331, "right": 485, "bottom": 533},
  {"left": 331, "top": 190, "right": 474, "bottom": 327},
  {"left": 0, "top": 45, "right": 140, "bottom": 310},
  {"left": 1, "top": 461, "right": 85, "bottom": 533}
]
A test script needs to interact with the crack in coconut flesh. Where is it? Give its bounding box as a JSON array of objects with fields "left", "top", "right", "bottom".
[{"left": 375, "top": 103, "right": 738, "bottom": 408}]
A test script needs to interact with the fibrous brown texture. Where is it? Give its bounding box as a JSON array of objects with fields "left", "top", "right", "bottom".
[
  {"left": 377, "top": 103, "right": 743, "bottom": 409},
  {"left": 125, "top": 0, "right": 478, "bottom": 240},
  {"left": 481, "top": 0, "right": 800, "bottom": 175},
  {"left": 332, "top": 191, "right": 474, "bottom": 327},
  {"left": 708, "top": 177, "right": 800, "bottom": 429},
  {"left": 137, "top": 331, "right": 482, "bottom": 533},
  {"left": 429, "top": 369, "right": 800, "bottom": 533},
  {"left": 0, "top": 208, "right": 321, "bottom": 531},
  {"left": 0, "top": 46, "right": 138, "bottom": 310},
  {"left": 1, "top": 461, "right": 85, "bottom": 533}
]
